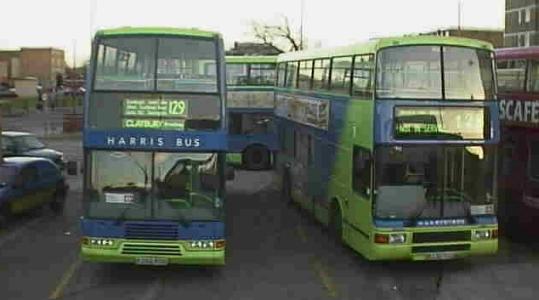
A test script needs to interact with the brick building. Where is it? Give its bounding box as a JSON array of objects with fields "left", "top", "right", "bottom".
[
  {"left": 505, "top": 0, "right": 539, "bottom": 47},
  {"left": 0, "top": 47, "right": 65, "bottom": 86},
  {"left": 421, "top": 27, "right": 504, "bottom": 48}
]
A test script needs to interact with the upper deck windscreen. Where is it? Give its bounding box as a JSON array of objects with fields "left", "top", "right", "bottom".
[
  {"left": 94, "top": 36, "right": 218, "bottom": 93},
  {"left": 376, "top": 45, "right": 495, "bottom": 100},
  {"left": 88, "top": 35, "right": 222, "bottom": 131}
]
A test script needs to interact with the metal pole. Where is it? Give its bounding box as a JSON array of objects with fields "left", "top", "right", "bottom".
[{"left": 300, "top": 0, "right": 304, "bottom": 50}]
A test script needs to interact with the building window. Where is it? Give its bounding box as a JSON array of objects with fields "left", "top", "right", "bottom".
[
  {"left": 352, "top": 146, "right": 371, "bottom": 197},
  {"left": 526, "top": 8, "right": 531, "bottom": 23},
  {"left": 519, "top": 9, "right": 523, "bottom": 25}
]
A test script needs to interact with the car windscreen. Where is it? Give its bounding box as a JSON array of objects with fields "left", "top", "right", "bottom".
[{"left": 14, "top": 136, "right": 45, "bottom": 151}]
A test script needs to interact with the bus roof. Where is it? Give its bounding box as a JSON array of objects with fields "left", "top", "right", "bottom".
[
  {"left": 95, "top": 27, "right": 220, "bottom": 39},
  {"left": 226, "top": 56, "right": 277, "bottom": 64},
  {"left": 495, "top": 46, "right": 539, "bottom": 60},
  {"left": 277, "top": 35, "right": 493, "bottom": 62}
]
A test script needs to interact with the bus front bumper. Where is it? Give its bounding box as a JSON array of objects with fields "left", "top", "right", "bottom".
[{"left": 80, "top": 238, "right": 225, "bottom": 266}]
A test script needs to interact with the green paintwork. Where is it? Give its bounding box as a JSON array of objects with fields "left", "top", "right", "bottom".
[
  {"left": 278, "top": 35, "right": 492, "bottom": 62},
  {"left": 95, "top": 27, "right": 220, "bottom": 39},
  {"left": 226, "top": 153, "right": 242, "bottom": 166},
  {"left": 226, "top": 55, "right": 277, "bottom": 64},
  {"left": 81, "top": 238, "right": 225, "bottom": 265},
  {"left": 275, "top": 35, "right": 498, "bottom": 261}
]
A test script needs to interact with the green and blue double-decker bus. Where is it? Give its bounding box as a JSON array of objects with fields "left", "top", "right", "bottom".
[
  {"left": 226, "top": 55, "right": 277, "bottom": 170},
  {"left": 81, "top": 27, "right": 229, "bottom": 265},
  {"left": 275, "top": 36, "right": 499, "bottom": 260}
]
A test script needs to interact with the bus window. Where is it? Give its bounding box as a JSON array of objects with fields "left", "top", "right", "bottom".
[
  {"left": 156, "top": 38, "right": 217, "bottom": 92},
  {"left": 227, "top": 64, "right": 248, "bottom": 85},
  {"left": 528, "top": 60, "right": 539, "bottom": 92},
  {"left": 352, "top": 146, "right": 371, "bottom": 197},
  {"left": 277, "top": 63, "right": 287, "bottom": 87},
  {"left": 444, "top": 47, "right": 494, "bottom": 100},
  {"left": 285, "top": 62, "right": 298, "bottom": 88},
  {"left": 298, "top": 60, "right": 313, "bottom": 90},
  {"left": 331, "top": 56, "right": 353, "bottom": 94},
  {"left": 528, "top": 140, "right": 539, "bottom": 180},
  {"left": 313, "top": 59, "right": 330, "bottom": 90},
  {"left": 497, "top": 59, "right": 526, "bottom": 92},
  {"left": 250, "top": 64, "right": 276, "bottom": 85},
  {"left": 95, "top": 37, "right": 156, "bottom": 91},
  {"left": 353, "top": 54, "right": 374, "bottom": 98}
]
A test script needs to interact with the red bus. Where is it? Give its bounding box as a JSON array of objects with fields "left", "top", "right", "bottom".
[{"left": 496, "top": 46, "right": 539, "bottom": 239}]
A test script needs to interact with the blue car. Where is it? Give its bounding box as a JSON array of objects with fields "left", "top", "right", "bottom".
[
  {"left": 0, "top": 157, "right": 68, "bottom": 225},
  {"left": 1, "top": 131, "right": 65, "bottom": 170}
]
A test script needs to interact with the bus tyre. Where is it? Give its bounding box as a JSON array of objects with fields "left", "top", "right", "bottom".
[
  {"left": 329, "top": 203, "right": 343, "bottom": 244},
  {"left": 50, "top": 190, "right": 66, "bottom": 214},
  {"left": 243, "top": 145, "right": 270, "bottom": 170}
]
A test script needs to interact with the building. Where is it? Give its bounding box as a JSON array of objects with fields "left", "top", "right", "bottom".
[
  {"left": 505, "top": 0, "right": 539, "bottom": 47},
  {"left": 0, "top": 47, "right": 65, "bottom": 86},
  {"left": 421, "top": 27, "right": 504, "bottom": 48},
  {"left": 226, "top": 42, "right": 283, "bottom": 56}
]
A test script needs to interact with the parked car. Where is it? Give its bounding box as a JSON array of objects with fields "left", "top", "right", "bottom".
[
  {"left": 1, "top": 131, "right": 65, "bottom": 170},
  {"left": 0, "top": 157, "right": 68, "bottom": 225},
  {"left": 0, "top": 83, "right": 17, "bottom": 98}
]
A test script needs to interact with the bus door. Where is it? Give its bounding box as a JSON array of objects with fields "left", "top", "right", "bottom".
[{"left": 290, "top": 130, "right": 310, "bottom": 208}]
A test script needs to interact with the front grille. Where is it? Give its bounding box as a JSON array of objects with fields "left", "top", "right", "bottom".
[
  {"left": 125, "top": 223, "right": 178, "bottom": 240},
  {"left": 122, "top": 243, "right": 181, "bottom": 256},
  {"left": 412, "top": 244, "right": 470, "bottom": 253},
  {"left": 413, "top": 231, "right": 471, "bottom": 244}
]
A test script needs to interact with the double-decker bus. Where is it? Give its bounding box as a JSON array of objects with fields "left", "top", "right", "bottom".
[
  {"left": 81, "top": 27, "right": 230, "bottom": 265},
  {"left": 226, "top": 55, "right": 277, "bottom": 170},
  {"left": 496, "top": 46, "right": 539, "bottom": 239},
  {"left": 275, "top": 36, "right": 499, "bottom": 260}
]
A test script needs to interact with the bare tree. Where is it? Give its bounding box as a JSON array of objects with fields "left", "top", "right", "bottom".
[{"left": 250, "top": 16, "right": 303, "bottom": 52}]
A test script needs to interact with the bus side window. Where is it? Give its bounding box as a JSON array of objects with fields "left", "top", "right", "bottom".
[
  {"left": 277, "top": 63, "right": 287, "bottom": 87},
  {"left": 352, "top": 54, "right": 374, "bottom": 98},
  {"left": 313, "top": 59, "right": 331, "bottom": 90},
  {"left": 330, "top": 56, "right": 353, "bottom": 95},
  {"left": 352, "top": 146, "right": 372, "bottom": 197},
  {"left": 285, "top": 62, "right": 298, "bottom": 88},
  {"left": 497, "top": 59, "right": 526, "bottom": 92},
  {"left": 298, "top": 60, "right": 314, "bottom": 90}
]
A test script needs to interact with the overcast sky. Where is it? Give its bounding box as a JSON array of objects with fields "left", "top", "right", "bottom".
[{"left": 0, "top": 0, "right": 505, "bottom": 66}]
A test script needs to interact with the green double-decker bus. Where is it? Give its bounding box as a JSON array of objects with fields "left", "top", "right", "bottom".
[
  {"left": 275, "top": 36, "right": 499, "bottom": 260},
  {"left": 81, "top": 27, "right": 229, "bottom": 265},
  {"left": 226, "top": 55, "right": 278, "bottom": 170}
]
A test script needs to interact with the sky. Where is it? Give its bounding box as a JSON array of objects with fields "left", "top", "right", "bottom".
[{"left": 0, "top": 0, "right": 505, "bottom": 67}]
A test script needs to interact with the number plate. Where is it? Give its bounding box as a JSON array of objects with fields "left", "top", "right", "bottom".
[
  {"left": 425, "top": 252, "right": 456, "bottom": 260},
  {"left": 135, "top": 257, "right": 169, "bottom": 266}
]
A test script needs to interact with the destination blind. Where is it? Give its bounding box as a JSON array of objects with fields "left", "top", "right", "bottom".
[{"left": 122, "top": 98, "right": 188, "bottom": 130}]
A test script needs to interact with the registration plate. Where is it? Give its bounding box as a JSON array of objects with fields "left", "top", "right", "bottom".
[
  {"left": 425, "top": 252, "right": 456, "bottom": 260},
  {"left": 135, "top": 257, "right": 169, "bottom": 266}
]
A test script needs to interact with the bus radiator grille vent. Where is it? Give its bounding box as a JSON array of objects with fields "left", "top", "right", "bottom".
[
  {"left": 412, "top": 231, "right": 471, "bottom": 244},
  {"left": 412, "top": 244, "right": 470, "bottom": 253},
  {"left": 125, "top": 223, "right": 178, "bottom": 240},
  {"left": 121, "top": 243, "right": 182, "bottom": 256}
]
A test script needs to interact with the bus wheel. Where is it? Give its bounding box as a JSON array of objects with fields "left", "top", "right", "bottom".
[
  {"left": 329, "top": 203, "right": 343, "bottom": 243},
  {"left": 243, "top": 145, "right": 270, "bottom": 170}
]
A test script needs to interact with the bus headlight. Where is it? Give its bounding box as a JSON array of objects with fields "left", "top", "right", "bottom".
[
  {"left": 86, "top": 238, "right": 116, "bottom": 248},
  {"left": 188, "top": 240, "right": 222, "bottom": 250},
  {"left": 473, "top": 230, "right": 491, "bottom": 240},
  {"left": 389, "top": 233, "right": 406, "bottom": 244}
]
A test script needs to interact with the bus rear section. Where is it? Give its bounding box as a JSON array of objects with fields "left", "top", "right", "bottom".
[
  {"left": 226, "top": 56, "right": 278, "bottom": 170},
  {"left": 496, "top": 46, "right": 539, "bottom": 239}
]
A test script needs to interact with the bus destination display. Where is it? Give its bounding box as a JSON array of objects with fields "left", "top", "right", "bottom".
[
  {"left": 394, "top": 106, "right": 488, "bottom": 140},
  {"left": 122, "top": 99, "right": 188, "bottom": 130}
]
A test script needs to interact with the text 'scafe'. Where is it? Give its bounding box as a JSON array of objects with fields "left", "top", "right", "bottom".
[{"left": 499, "top": 99, "right": 539, "bottom": 125}]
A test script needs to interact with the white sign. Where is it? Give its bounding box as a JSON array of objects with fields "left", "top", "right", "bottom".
[
  {"left": 275, "top": 94, "right": 329, "bottom": 130},
  {"left": 499, "top": 99, "right": 539, "bottom": 125},
  {"left": 104, "top": 193, "right": 135, "bottom": 204}
]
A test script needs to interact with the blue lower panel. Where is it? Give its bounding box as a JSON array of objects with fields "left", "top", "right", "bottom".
[{"left": 81, "top": 219, "right": 225, "bottom": 240}]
